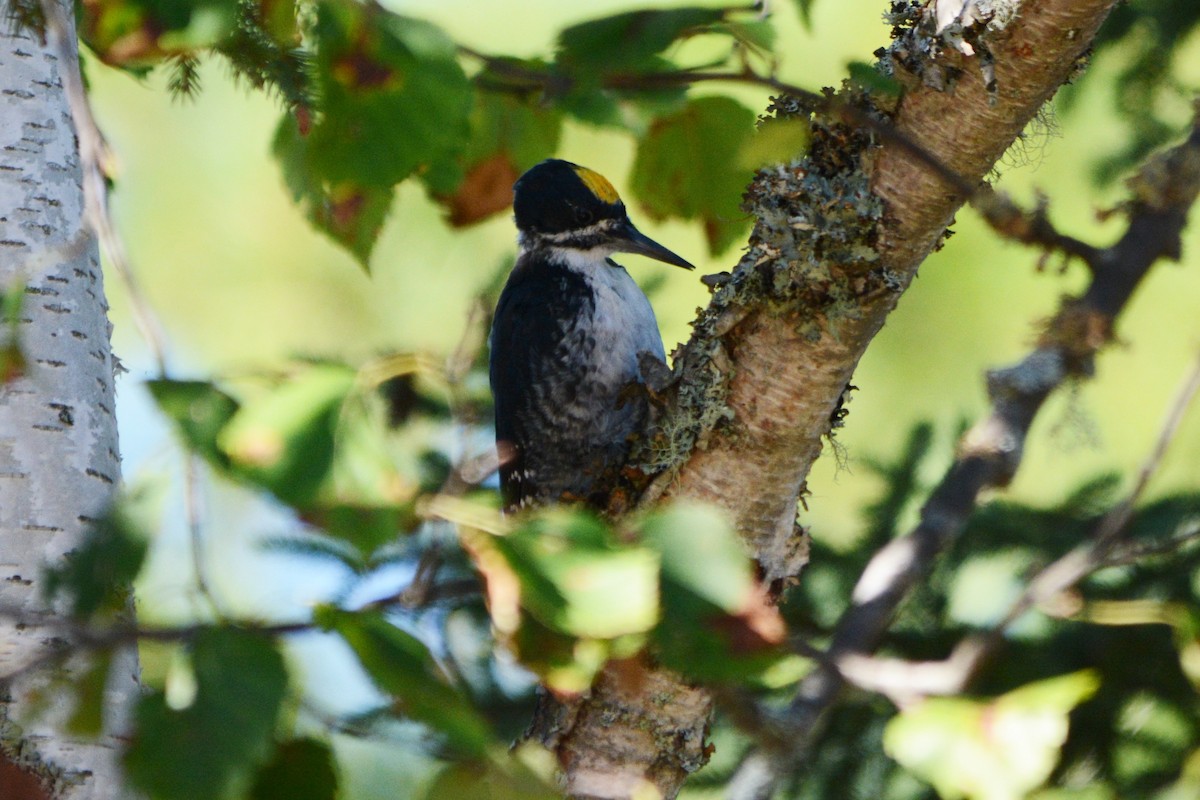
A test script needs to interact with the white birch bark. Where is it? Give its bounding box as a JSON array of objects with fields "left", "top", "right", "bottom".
[{"left": 0, "top": 10, "right": 138, "bottom": 799}]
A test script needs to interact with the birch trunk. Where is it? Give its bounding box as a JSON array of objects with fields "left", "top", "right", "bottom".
[
  {"left": 547, "top": 1, "right": 1121, "bottom": 796},
  {"left": 0, "top": 8, "right": 138, "bottom": 799}
]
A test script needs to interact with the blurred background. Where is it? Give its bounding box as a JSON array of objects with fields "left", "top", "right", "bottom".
[{"left": 83, "top": 0, "right": 1200, "bottom": 796}]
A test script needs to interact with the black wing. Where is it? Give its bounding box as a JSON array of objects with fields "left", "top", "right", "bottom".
[{"left": 489, "top": 259, "right": 593, "bottom": 508}]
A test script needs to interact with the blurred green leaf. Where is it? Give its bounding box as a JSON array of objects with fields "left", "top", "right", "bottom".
[
  {"left": 273, "top": 114, "right": 395, "bottom": 268},
  {"left": 947, "top": 550, "right": 1040, "bottom": 630},
  {"left": 707, "top": 18, "right": 776, "bottom": 51},
  {"left": 458, "top": 508, "right": 653, "bottom": 691},
  {"left": 257, "top": 0, "right": 298, "bottom": 46},
  {"left": 318, "top": 608, "right": 493, "bottom": 755},
  {"left": 80, "top": 0, "right": 239, "bottom": 66},
  {"left": 641, "top": 503, "right": 789, "bottom": 681},
  {"left": 218, "top": 363, "right": 356, "bottom": 506},
  {"left": 147, "top": 379, "right": 240, "bottom": 468},
  {"left": 125, "top": 629, "right": 288, "bottom": 800},
  {"left": 847, "top": 60, "right": 902, "bottom": 97},
  {"left": 305, "top": 1, "right": 471, "bottom": 188},
  {"left": 433, "top": 92, "right": 563, "bottom": 225},
  {"left": 1150, "top": 746, "right": 1200, "bottom": 800},
  {"left": 423, "top": 755, "right": 560, "bottom": 800},
  {"left": 323, "top": 382, "right": 417, "bottom": 505},
  {"left": 261, "top": 532, "right": 367, "bottom": 572},
  {"left": 631, "top": 96, "right": 756, "bottom": 254},
  {"left": 557, "top": 7, "right": 726, "bottom": 73},
  {"left": 507, "top": 614, "right": 618, "bottom": 694},
  {"left": 642, "top": 504, "right": 749, "bottom": 611},
  {"left": 1112, "top": 692, "right": 1195, "bottom": 785},
  {"left": 250, "top": 738, "right": 338, "bottom": 800},
  {"left": 303, "top": 503, "right": 417, "bottom": 560},
  {"left": 884, "top": 671, "right": 1100, "bottom": 800},
  {"left": 43, "top": 502, "right": 146, "bottom": 619},
  {"left": 498, "top": 509, "right": 659, "bottom": 639},
  {"left": 558, "top": 83, "right": 623, "bottom": 126},
  {"left": 1075, "top": 0, "right": 1200, "bottom": 184}
]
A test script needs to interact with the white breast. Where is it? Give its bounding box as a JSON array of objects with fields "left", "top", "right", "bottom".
[{"left": 555, "top": 248, "right": 666, "bottom": 384}]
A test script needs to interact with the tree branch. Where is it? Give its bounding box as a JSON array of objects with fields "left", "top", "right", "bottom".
[
  {"left": 535, "top": 2, "right": 1124, "bottom": 797},
  {"left": 461, "top": 43, "right": 1106, "bottom": 271},
  {"left": 726, "top": 104, "right": 1200, "bottom": 799},
  {"left": 836, "top": 351, "right": 1200, "bottom": 706}
]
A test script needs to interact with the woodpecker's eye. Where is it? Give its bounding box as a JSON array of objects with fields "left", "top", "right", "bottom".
[{"left": 574, "top": 207, "right": 594, "bottom": 225}]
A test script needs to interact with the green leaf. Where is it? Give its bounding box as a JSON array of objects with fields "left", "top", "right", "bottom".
[
  {"left": 218, "top": 363, "right": 356, "bottom": 506},
  {"left": 631, "top": 96, "right": 757, "bottom": 254},
  {"left": 423, "top": 756, "right": 560, "bottom": 800},
  {"left": 305, "top": 1, "right": 471, "bottom": 188},
  {"left": 884, "top": 671, "right": 1101, "bottom": 800},
  {"left": 257, "top": 0, "right": 298, "bottom": 46},
  {"left": 707, "top": 18, "right": 776, "bottom": 52},
  {"left": 250, "top": 738, "right": 338, "bottom": 800},
  {"left": 640, "top": 503, "right": 788, "bottom": 680},
  {"left": 273, "top": 114, "right": 395, "bottom": 269},
  {"left": 508, "top": 614, "right": 615, "bottom": 694},
  {"left": 847, "top": 60, "right": 902, "bottom": 97},
  {"left": 43, "top": 503, "right": 147, "bottom": 619},
  {"left": 557, "top": 8, "right": 726, "bottom": 73},
  {"left": 80, "top": 0, "right": 239, "bottom": 66},
  {"left": 472, "top": 91, "right": 563, "bottom": 170},
  {"left": 558, "top": 83, "right": 622, "bottom": 126},
  {"left": 1112, "top": 692, "right": 1195, "bottom": 784},
  {"left": 432, "top": 92, "right": 563, "bottom": 225},
  {"left": 458, "top": 510, "right": 649, "bottom": 692},
  {"left": 641, "top": 504, "right": 750, "bottom": 612},
  {"left": 125, "top": 629, "right": 289, "bottom": 800},
  {"left": 497, "top": 509, "right": 660, "bottom": 640},
  {"left": 304, "top": 503, "right": 417, "bottom": 560},
  {"left": 317, "top": 609, "right": 493, "bottom": 756},
  {"left": 147, "top": 379, "right": 240, "bottom": 469}
]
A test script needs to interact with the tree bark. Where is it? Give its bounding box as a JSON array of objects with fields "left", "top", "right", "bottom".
[
  {"left": 546, "top": 1, "right": 1120, "bottom": 797},
  {"left": 0, "top": 8, "right": 138, "bottom": 798}
]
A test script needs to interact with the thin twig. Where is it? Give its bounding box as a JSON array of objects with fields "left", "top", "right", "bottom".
[
  {"left": 831, "top": 352, "right": 1200, "bottom": 705},
  {"left": 0, "top": 615, "right": 312, "bottom": 686},
  {"left": 460, "top": 47, "right": 1099, "bottom": 268},
  {"left": 986, "top": 350, "right": 1200, "bottom": 633},
  {"left": 724, "top": 109, "right": 1200, "bottom": 799}
]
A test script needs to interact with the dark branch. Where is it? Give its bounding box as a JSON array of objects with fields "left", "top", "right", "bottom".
[
  {"left": 837, "top": 352, "right": 1200, "bottom": 704},
  {"left": 459, "top": 45, "right": 1108, "bottom": 270}
]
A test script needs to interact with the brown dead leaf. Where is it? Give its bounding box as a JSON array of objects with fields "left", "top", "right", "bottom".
[{"left": 442, "top": 154, "right": 520, "bottom": 227}]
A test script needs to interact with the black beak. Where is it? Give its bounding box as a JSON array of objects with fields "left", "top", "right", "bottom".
[{"left": 611, "top": 218, "right": 695, "bottom": 270}]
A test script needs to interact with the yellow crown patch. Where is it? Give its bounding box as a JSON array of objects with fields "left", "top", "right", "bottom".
[{"left": 571, "top": 165, "right": 621, "bottom": 204}]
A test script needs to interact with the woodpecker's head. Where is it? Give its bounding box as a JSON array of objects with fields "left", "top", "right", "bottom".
[{"left": 513, "top": 159, "right": 695, "bottom": 270}]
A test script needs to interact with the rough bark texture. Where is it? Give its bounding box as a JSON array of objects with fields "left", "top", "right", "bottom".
[
  {"left": 544, "top": 1, "right": 1120, "bottom": 797},
  {"left": 0, "top": 10, "right": 137, "bottom": 799}
]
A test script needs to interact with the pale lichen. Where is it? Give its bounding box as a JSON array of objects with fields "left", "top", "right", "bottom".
[{"left": 632, "top": 92, "right": 888, "bottom": 480}]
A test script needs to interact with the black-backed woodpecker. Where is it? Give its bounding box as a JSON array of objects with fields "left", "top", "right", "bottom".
[{"left": 489, "top": 159, "right": 695, "bottom": 509}]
